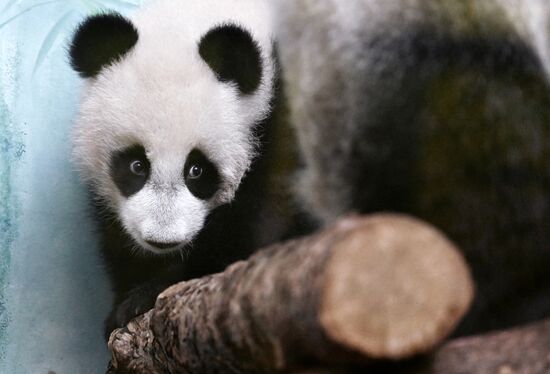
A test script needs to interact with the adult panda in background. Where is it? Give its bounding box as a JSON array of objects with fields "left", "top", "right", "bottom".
[
  {"left": 276, "top": 0, "right": 550, "bottom": 336},
  {"left": 69, "top": 0, "right": 299, "bottom": 338}
]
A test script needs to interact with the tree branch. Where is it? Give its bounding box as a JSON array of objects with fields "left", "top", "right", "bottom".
[
  {"left": 410, "top": 318, "right": 550, "bottom": 374},
  {"left": 107, "top": 214, "right": 473, "bottom": 373}
]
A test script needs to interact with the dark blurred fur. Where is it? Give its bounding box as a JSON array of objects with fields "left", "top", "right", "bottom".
[{"left": 277, "top": 0, "right": 550, "bottom": 336}]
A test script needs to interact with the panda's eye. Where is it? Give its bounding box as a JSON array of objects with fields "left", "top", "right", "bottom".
[
  {"left": 184, "top": 149, "right": 220, "bottom": 200},
  {"left": 130, "top": 160, "right": 147, "bottom": 176},
  {"left": 188, "top": 164, "right": 203, "bottom": 179},
  {"left": 110, "top": 145, "right": 151, "bottom": 197}
]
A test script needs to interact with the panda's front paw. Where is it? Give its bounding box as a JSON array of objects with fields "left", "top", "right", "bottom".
[{"left": 104, "top": 286, "right": 159, "bottom": 340}]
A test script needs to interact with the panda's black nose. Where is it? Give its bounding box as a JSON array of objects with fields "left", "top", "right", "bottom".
[{"left": 145, "top": 240, "right": 182, "bottom": 249}]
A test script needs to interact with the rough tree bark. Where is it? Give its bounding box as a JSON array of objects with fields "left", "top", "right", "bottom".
[
  {"left": 407, "top": 318, "right": 550, "bottom": 374},
  {"left": 290, "top": 318, "right": 550, "bottom": 374},
  {"left": 107, "top": 214, "right": 473, "bottom": 373}
]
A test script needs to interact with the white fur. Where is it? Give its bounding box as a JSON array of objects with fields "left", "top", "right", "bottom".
[
  {"left": 120, "top": 185, "right": 206, "bottom": 253},
  {"left": 72, "top": 0, "right": 275, "bottom": 252}
]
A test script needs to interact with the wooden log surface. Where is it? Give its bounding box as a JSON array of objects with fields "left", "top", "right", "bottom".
[
  {"left": 107, "top": 214, "right": 473, "bottom": 373},
  {"left": 290, "top": 317, "right": 550, "bottom": 374},
  {"left": 410, "top": 318, "right": 550, "bottom": 374}
]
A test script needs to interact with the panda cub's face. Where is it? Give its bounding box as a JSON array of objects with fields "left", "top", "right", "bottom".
[{"left": 69, "top": 2, "right": 274, "bottom": 254}]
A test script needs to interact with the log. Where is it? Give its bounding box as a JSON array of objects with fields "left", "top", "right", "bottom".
[
  {"left": 408, "top": 318, "right": 550, "bottom": 374},
  {"left": 288, "top": 317, "right": 550, "bottom": 373},
  {"left": 107, "top": 214, "right": 473, "bottom": 373}
]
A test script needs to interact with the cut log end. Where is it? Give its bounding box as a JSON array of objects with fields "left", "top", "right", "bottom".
[{"left": 320, "top": 214, "right": 474, "bottom": 360}]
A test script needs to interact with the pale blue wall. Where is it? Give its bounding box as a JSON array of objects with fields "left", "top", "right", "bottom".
[{"left": 0, "top": 1, "right": 141, "bottom": 372}]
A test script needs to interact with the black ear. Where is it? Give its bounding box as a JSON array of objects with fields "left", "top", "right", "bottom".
[
  {"left": 198, "top": 24, "right": 262, "bottom": 94},
  {"left": 69, "top": 13, "right": 139, "bottom": 78}
]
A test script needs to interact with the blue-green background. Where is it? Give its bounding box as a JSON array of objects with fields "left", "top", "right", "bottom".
[{"left": 0, "top": 1, "right": 141, "bottom": 372}]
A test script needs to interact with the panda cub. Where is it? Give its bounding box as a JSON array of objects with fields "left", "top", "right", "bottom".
[{"left": 69, "top": 0, "right": 282, "bottom": 338}]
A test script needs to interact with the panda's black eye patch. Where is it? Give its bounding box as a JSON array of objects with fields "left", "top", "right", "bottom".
[
  {"left": 110, "top": 145, "right": 150, "bottom": 197},
  {"left": 184, "top": 149, "right": 220, "bottom": 200}
]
